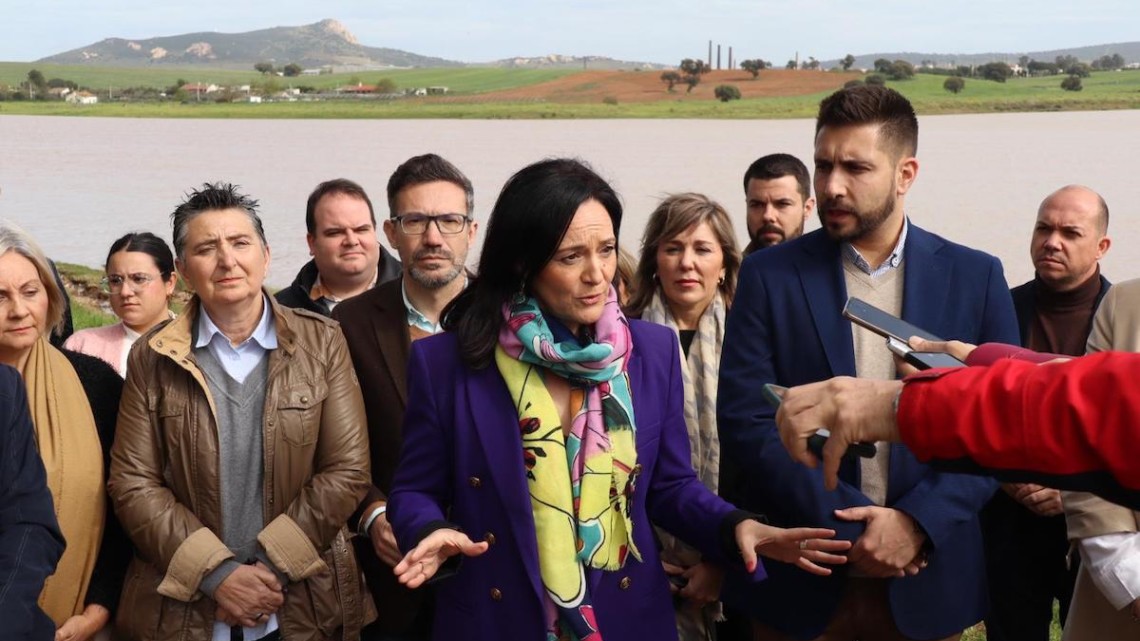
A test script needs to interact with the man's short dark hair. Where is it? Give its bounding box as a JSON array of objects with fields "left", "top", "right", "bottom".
[
  {"left": 386, "top": 154, "right": 474, "bottom": 218},
  {"left": 815, "top": 85, "right": 918, "bottom": 159},
  {"left": 171, "top": 182, "right": 265, "bottom": 261},
  {"left": 743, "top": 153, "right": 811, "bottom": 202},
  {"left": 305, "top": 178, "right": 375, "bottom": 235}
]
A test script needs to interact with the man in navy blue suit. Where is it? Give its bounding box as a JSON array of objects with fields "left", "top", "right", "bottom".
[{"left": 718, "top": 85, "right": 1018, "bottom": 640}]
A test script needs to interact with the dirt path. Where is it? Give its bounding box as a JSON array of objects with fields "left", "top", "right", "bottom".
[{"left": 454, "top": 69, "right": 858, "bottom": 103}]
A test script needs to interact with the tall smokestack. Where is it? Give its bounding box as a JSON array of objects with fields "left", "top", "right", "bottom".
[
  {"left": 717, "top": 45, "right": 722, "bottom": 70},
  {"left": 708, "top": 40, "right": 712, "bottom": 66},
  {"left": 729, "top": 47, "right": 733, "bottom": 69}
]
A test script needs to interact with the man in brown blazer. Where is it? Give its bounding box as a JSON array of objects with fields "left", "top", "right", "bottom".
[
  {"left": 333, "top": 154, "right": 477, "bottom": 641},
  {"left": 1062, "top": 274, "right": 1140, "bottom": 641}
]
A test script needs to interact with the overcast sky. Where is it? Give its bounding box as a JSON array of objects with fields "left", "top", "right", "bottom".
[{"left": 4, "top": 0, "right": 1137, "bottom": 64}]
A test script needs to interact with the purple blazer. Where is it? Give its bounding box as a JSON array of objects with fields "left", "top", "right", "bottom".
[{"left": 388, "top": 320, "right": 761, "bottom": 641}]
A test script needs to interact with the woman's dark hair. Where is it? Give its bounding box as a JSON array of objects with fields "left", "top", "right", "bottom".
[
  {"left": 106, "top": 231, "right": 176, "bottom": 280},
  {"left": 442, "top": 158, "right": 622, "bottom": 369}
]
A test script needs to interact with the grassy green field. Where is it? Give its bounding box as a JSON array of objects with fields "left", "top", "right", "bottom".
[
  {"left": 3, "top": 68, "right": 1138, "bottom": 119},
  {"left": 0, "top": 61, "right": 576, "bottom": 95}
]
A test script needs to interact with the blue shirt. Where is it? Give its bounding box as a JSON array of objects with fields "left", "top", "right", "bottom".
[
  {"left": 842, "top": 217, "right": 909, "bottom": 278},
  {"left": 195, "top": 295, "right": 278, "bottom": 384},
  {"left": 401, "top": 277, "right": 466, "bottom": 335}
]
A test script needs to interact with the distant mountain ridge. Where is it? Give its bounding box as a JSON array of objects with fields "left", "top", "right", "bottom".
[
  {"left": 824, "top": 42, "right": 1140, "bottom": 69},
  {"left": 38, "top": 19, "right": 462, "bottom": 69},
  {"left": 37, "top": 19, "right": 664, "bottom": 71}
]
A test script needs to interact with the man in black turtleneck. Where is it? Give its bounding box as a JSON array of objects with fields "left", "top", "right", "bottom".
[{"left": 983, "top": 184, "right": 1112, "bottom": 641}]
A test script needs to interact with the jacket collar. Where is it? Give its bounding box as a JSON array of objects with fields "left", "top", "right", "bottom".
[{"left": 793, "top": 221, "right": 949, "bottom": 377}]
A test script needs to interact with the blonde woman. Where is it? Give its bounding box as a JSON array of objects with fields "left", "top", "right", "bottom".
[
  {"left": 0, "top": 220, "right": 129, "bottom": 641},
  {"left": 627, "top": 193, "right": 742, "bottom": 641}
]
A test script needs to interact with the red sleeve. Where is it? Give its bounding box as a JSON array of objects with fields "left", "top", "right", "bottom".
[{"left": 897, "top": 351, "right": 1140, "bottom": 492}]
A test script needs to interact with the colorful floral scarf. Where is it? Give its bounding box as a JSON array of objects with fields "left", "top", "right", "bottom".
[{"left": 496, "top": 287, "right": 640, "bottom": 641}]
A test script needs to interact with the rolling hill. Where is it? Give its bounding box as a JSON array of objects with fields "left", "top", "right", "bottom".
[{"left": 38, "top": 19, "right": 461, "bottom": 69}]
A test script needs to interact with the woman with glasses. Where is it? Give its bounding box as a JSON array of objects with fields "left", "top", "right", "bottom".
[
  {"left": 0, "top": 220, "right": 130, "bottom": 641},
  {"left": 64, "top": 232, "right": 177, "bottom": 377}
]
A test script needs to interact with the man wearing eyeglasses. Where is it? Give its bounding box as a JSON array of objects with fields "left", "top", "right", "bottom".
[
  {"left": 275, "top": 178, "right": 402, "bottom": 316},
  {"left": 332, "top": 154, "right": 477, "bottom": 641}
]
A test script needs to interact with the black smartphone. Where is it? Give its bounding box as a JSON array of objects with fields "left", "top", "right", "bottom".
[
  {"left": 761, "top": 384, "right": 876, "bottom": 460},
  {"left": 886, "top": 337, "right": 965, "bottom": 370},
  {"left": 842, "top": 297, "right": 942, "bottom": 344}
]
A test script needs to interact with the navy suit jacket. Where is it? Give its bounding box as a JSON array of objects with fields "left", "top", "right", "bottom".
[
  {"left": 389, "top": 320, "right": 758, "bottom": 641},
  {"left": 718, "top": 223, "right": 1018, "bottom": 640}
]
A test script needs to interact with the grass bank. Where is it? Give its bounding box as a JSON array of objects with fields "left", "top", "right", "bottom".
[
  {"left": 4, "top": 69, "right": 1139, "bottom": 119},
  {"left": 0, "top": 62, "right": 577, "bottom": 95}
]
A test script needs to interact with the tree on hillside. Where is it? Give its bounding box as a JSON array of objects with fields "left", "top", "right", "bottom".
[
  {"left": 1055, "top": 55, "right": 1078, "bottom": 69},
  {"left": 1061, "top": 75, "right": 1083, "bottom": 91},
  {"left": 885, "top": 60, "right": 915, "bottom": 80},
  {"left": 26, "top": 69, "right": 47, "bottom": 98},
  {"left": 46, "top": 78, "right": 77, "bottom": 90},
  {"left": 865, "top": 74, "right": 886, "bottom": 86},
  {"left": 661, "top": 71, "right": 682, "bottom": 92},
  {"left": 842, "top": 54, "right": 856, "bottom": 71},
  {"left": 873, "top": 58, "right": 892, "bottom": 74},
  {"left": 254, "top": 62, "right": 275, "bottom": 75},
  {"left": 375, "top": 78, "right": 397, "bottom": 94},
  {"left": 740, "top": 59, "right": 765, "bottom": 79},
  {"left": 282, "top": 63, "right": 303, "bottom": 77},
  {"left": 1019, "top": 55, "right": 1030, "bottom": 69},
  {"left": 679, "top": 58, "right": 710, "bottom": 93},
  {"left": 714, "top": 84, "right": 741, "bottom": 102},
  {"left": 1066, "top": 62, "right": 1092, "bottom": 78},
  {"left": 806, "top": 56, "right": 820, "bottom": 70},
  {"left": 843, "top": 79, "right": 864, "bottom": 89},
  {"left": 786, "top": 59, "right": 797, "bottom": 70},
  {"left": 943, "top": 76, "right": 965, "bottom": 94},
  {"left": 1092, "top": 53, "right": 1124, "bottom": 70},
  {"left": 978, "top": 61, "right": 1013, "bottom": 82}
]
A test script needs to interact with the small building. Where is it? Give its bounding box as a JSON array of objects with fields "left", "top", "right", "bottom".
[
  {"left": 180, "top": 83, "right": 218, "bottom": 95},
  {"left": 247, "top": 95, "right": 262, "bottom": 103},
  {"left": 66, "top": 91, "right": 98, "bottom": 105},
  {"left": 48, "top": 87, "right": 72, "bottom": 99},
  {"left": 427, "top": 86, "right": 449, "bottom": 95}
]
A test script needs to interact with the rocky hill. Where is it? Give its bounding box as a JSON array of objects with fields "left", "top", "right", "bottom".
[{"left": 38, "top": 19, "right": 461, "bottom": 69}]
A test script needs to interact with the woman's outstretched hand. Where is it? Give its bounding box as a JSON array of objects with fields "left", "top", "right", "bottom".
[
  {"left": 393, "top": 528, "right": 490, "bottom": 589},
  {"left": 736, "top": 520, "right": 851, "bottom": 577}
]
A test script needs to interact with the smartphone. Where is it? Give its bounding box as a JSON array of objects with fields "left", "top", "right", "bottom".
[
  {"left": 842, "top": 297, "right": 943, "bottom": 344},
  {"left": 886, "top": 337, "right": 965, "bottom": 370},
  {"left": 761, "top": 384, "right": 876, "bottom": 460}
]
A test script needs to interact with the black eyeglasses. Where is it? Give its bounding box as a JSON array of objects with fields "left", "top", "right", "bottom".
[{"left": 392, "top": 213, "right": 470, "bottom": 235}]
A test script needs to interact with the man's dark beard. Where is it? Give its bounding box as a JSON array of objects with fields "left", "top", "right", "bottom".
[
  {"left": 409, "top": 248, "right": 463, "bottom": 289},
  {"left": 751, "top": 224, "right": 786, "bottom": 249},
  {"left": 818, "top": 191, "right": 895, "bottom": 243}
]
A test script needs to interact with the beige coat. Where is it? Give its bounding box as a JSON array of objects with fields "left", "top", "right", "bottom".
[
  {"left": 1063, "top": 279, "right": 1140, "bottom": 641},
  {"left": 108, "top": 296, "right": 373, "bottom": 641}
]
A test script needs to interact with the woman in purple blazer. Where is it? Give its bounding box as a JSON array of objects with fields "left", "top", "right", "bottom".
[{"left": 387, "top": 158, "right": 849, "bottom": 641}]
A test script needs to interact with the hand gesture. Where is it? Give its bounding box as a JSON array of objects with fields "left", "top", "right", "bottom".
[
  {"left": 735, "top": 519, "right": 850, "bottom": 576},
  {"left": 776, "top": 377, "right": 903, "bottom": 490},
  {"left": 393, "top": 528, "right": 489, "bottom": 589}
]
